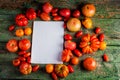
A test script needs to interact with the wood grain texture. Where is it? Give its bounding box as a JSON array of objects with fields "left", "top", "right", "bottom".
[{"left": 0, "top": 0, "right": 120, "bottom": 79}]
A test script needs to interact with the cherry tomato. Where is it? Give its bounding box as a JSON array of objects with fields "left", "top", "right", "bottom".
[
  {"left": 75, "top": 31, "right": 83, "bottom": 38},
  {"left": 70, "top": 57, "right": 79, "bottom": 65},
  {"left": 99, "top": 33, "right": 105, "bottom": 42},
  {"left": 12, "top": 58, "right": 20, "bottom": 66},
  {"left": 53, "top": 16, "right": 62, "bottom": 21},
  {"left": 6, "top": 39, "right": 18, "bottom": 52},
  {"left": 26, "top": 8, "right": 36, "bottom": 20},
  {"left": 64, "top": 40, "right": 76, "bottom": 50},
  {"left": 52, "top": 13, "right": 58, "bottom": 17},
  {"left": 19, "top": 62, "right": 32, "bottom": 75},
  {"left": 64, "top": 34, "right": 72, "bottom": 41},
  {"left": 19, "top": 39, "right": 31, "bottom": 51},
  {"left": 72, "top": 10, "right": 80, "bottom": 18},
  {"left": 83, "top": 57, "right": 97, "bottom": 71},
  {"left": 18, "top": 56, "right": 26, "bottom": 62},
  {"left": 37, "top": 9, "right": 41, "bottom": 17},
  {"left": 59, "top": 8, "right": 71, "bottom": 18},
  {"left": 51, "top": 8, "right": 58, "bottom": 13},
  {"left": 73, "top": 49, "right": 82, "bottom": 57},
  {"left": 8, "top": 25, "right": 15, "bottom": 31},
  {"left": 15, "top": 14, "right": 28, "bottom": 27},
  {"left": 51, "top": 72, "right": 58, "bottom": 80},
  {"left": 23, "top": 52, "right": 31, "bottom": 57},
  {"left": 18, "top": 51, "right": 27, "bottom": 55},
  {"left": 40, "top": 12, "right": 51, "bottom": 21},
  {"left": 27, "top": 56, "right": 31, "bottom": 63},
  {"left": 32, "top": 65, "right": 40, "bottom": 72},
  {"left": 67, "top": 65, "right": 74, "bottom": 73},
  {"left": 42, "top": 2, "right": 53, "bottom": 13},
  {"left": 15, "top": 28, "right": 24, "bottom": 37},
  {"left": 103, "top": 54, "right": 109, "bottom": 62},
  {"left": 95, "top": 27, "right": 101, "bottom": 34},
  {"left": 63, "top": 23, "right": 67, "bottom": 29}
]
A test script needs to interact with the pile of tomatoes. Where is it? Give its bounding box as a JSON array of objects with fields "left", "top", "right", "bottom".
[{"left": 6, "top": 2, "right": 108, "bottom": 80}]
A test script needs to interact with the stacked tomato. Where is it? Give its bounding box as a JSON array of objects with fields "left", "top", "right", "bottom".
[{"left": 6, "top": 2, "right": 108, "bottom": 79}]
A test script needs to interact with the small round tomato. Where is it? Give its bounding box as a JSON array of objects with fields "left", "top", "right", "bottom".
[
  {"left": 26, "top": 8, "right": 36, "bottom": 20},
  {"left": 53, "top": 16, "right": 62, "bottom": 21},
  {"left": 83, "top": 57, "right": 97, "bottom": 71},
  {"left": 98, "top": 33, "right": 105, "bottom": 42},
  {"left": 19, "top": 39, "right": 31, "bottom": 51},
  {"left": 15, "top": 28, "right": 24, "bottom": 37},
  {"left": 42, "top": 2, "right": 53, "bottom": 13},
  {"left": 6, "top": 39, "right": 18, "bottom": 52},
  {"left": 94, "top": 27, "right": 101, "bottom": 34},
  {"left": 82, "top": 17, "right": 92, "bottom": 29},
  {"left": 72, "top": 10, "right": 80, "bottom": 18},
  {"left": 99, "top": 41, "right": 106, "bottom": 50},
  {"left": 8, "top": 25, "right": 15, "bottom": 31},
  {"left": 12, "top": 58, "right": 20, "bottom": 66},
  {"left": 51, "top": 8, "right": 58, "bottom": 13},
  {"left": 15, "top": 14, "right": 28, "bottom": 27},
  {"left": 67, "top": 65, "right": 74, "bottom": 73},
  {"left": 73, "top": 49, "right": 82, "bottom": 57},
  {"left": 32, "top": 65, "right": 40, "bottom": 72},
  {"left": 59, "top": 8, "right": 71, "bottom": 18},
  {"left": 71, "top": 57, "right": 79, "bottom": 65},
  {"left": 64, "top": 40, "right": 76, "bottom": 50},
  {"left": 23, "top": 52, "right": 31, "bottom": 57},
  {"left": 64, "top": 34, "right": 72, "bottom": 41},
  {"left": 40, "top": 12, "right": 51, "bottom": 21},
  {"left": 18, "top": 56, "right": 26, "bottom": 62},
  {"left": 45, "top": 64, "right": 54, "bottom": 74},
  {"left": 19, "top": 62, "right": 32, "bottom": 75},
  {"left": 24, "top": 27, "right": 32, "bottom": 36},
  {"left": 75, "top": 31, "right": 83, "bottom": 38}
]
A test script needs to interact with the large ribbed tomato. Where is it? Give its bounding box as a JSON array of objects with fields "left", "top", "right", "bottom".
[
  {"left": 55, "top": 64, "right": 69, "bottom": 78},
  {"left": 79, "top": 34, "right": 100, "bottom": 54}
]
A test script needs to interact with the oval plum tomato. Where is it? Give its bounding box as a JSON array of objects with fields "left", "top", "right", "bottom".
[
  {"left": 71, "top": 57, "right": 79, "bottom": 65},
  {"left": 15, "top": 28, "right": 24, "bottom": 37},
  {"left": 6, "top": 39, "right": 18, "bottom": 52},
  {"left": 18, "top": 56, "right": 26, "bottom": 62},
  {"left": 45, "top": 64, "right": 54, "bottom": 74},
  {"left": 82, "top": 3, "right": 96, "bottom": 17},
  {"left": 32, "top": 64, "right": 40, "bottom": 72},
  {"left": 75, "top": 31, "right": 83, "bottom": 38},
  {"left": 73, "top": 49, "right": 82, "bottom": 57},
  {"left": 26, "top": 8, "right": 36, "bottom": 20},
  {"left": 15, "top": 14, "right": 28, "bottom": 27},
  {"left": 83, "top": 57, "right": 97, "bottom": 71},
  {"left": 72, "top": 10, "right": 80, "bottom": 18},
  {"left": 64, "top": 34, "right": 72, "bottom": 41},
  {"left": 8, "top": 25, "right": 15, "bottom": 31},
  {"left": 24, "top": 27, "right": 32, "bottom": 36},
  {"left": 67, "top": 65, "right": 74, "bottom": 73},
  {"left": 51, "top": 8, "right": 58, "bottom": 13},
  {"left": 23, "top": 52, "right": 31, "bottom": 57},
  {"left": 19, "top": 62, "right": 32, "bottom": 75},
  {"left": 53, "top": 16, "right": 62, "bottom": 21},
  {"left": 40, "top": 12, "right": 51, "bottom": 21},
  {"left": 12, "top": 58, "right": 20, "bottom": 66},
  {"left": 59, "top": 8, "right": 71, "bottom": 18},
  {"left": 94, "top": 27, "right": 101, "bottom": 34},
  {"left": 98, "top": 33, "right": 105, "bottom": 42},
  {"left": 27, "top": 56, "right": 31, "bottom": 63},
  {"left": 51, "top": 72, "right": 58, "bottom": 80},
  {"left": 42, "top": 2, "right": 53, "bottom": 13},
  {"left": 103, "top": 54, "right": 109, "bottom": 62},
  {"left": 19, "top": 38, "right": 31, "bottom": 51},
  {"left": 18, "top": 51, "right": 26, "bottom": 55},
  {"left": 64, "top": 40, "right": 76, "bottom": 50}
]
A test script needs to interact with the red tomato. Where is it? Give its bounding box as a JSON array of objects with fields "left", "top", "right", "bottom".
[
  {"left": 23, "top": 52, "right": 31, "bottom": 57},
  {"left": 75, "top": 31, "right": 83, "bottom": 38},
  {"left": 95, "top": 27, "right": 101, "bottom": 34},
  {"left": 19, "top": 39, "right": 31, "bottom": 51},
  {"left": 32, "top": 65, "right": 40, "bottom": 72},
  {"left": 40, "top": 12, "right": 51, "bottom": 21},
  {"left": 18, "top": 51, "right": 27, "bottom": 56},
  {"left": 64, "top": 34, "right": 72, "bottom": 41},
  {"left": 98, "top": 33, "right": 105, "bottom": 42},
  {"left": 53, "top": 16, "right": 62, "bottom": 21},
  {"left": 6, "top": 39, "right": 18, "bottom": 52},
  {"left": 72, "top": 10, "right": 80, "bottom": 18},
  {"left": 63, "top": 23, "right": 67, "bottom": 29},
  {"left": 42, "top": 2, "right": 53, "bottom": 13},
  {"left": 26, "top": 8, "right": 36, "bottom": 20},
  {"left": 37, "top": 9, "right": 41, "bottom": 17},
  {"left": 51, "top": 72, "right": 58, "bottom": 80},
  {"left": 19, "top": 62, "right": 32, "bottom": 75},
  {"left": 73, "top": 49, "right": 82, "bottom": 57},
  {"left": 27, "top": 56, "right": 31, "bottom": 63},
  {"left": 67, "top": 65, "right": 74, "bottom": 73},
  {"left": 51, "top": 8, "right": 58, "bottom": 13},
  {"left": 8, "top": 25, "right": 15, "bottom": 31},
  {"left": 64, "top": 40, "right": 76, "bottom": 50},
  {"left": 18, "top": 56, "right": 26, "bottom": 62},
  {"left": 52, "top": 13, "right": 58, "bottom": 17},
  {"left": 15, "top": 14, "right": 28, "bottom": 27},
  {"left": 59, "top": 8, "right": 71, "bottom": 18},
  {"left": 103, "top": 54, "right": 109, "bottom": 62},
  {"left": 83, "top": 57, "right": 97, "bottom": 71},
  {"left": 12, "top": 58, "right": 20, "bottom": 66}
]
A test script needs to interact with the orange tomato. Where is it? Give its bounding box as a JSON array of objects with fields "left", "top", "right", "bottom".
[
  {"left": 40, "top": 12, "right": 51, "bottom": 21},
  {"left": 15, "top": 28, "right": 24, "bottom": 37},
  {"left": 45, "top": 64, "right": 54, "bottom": 73},
  {"left": 24, "top": 27, "right": 32, "bottom": 36},
  {"left": 99, "top": 41, "right": 107, "bottom": 50},
  {"left": 71, "top": 57, "right": 79, "bottom": 65},
  {"left": 82, "top": 17, "right": 92, "bottom": 29},
  {"left": 12, "top": 58, "right": 20, "bottom": 66}
]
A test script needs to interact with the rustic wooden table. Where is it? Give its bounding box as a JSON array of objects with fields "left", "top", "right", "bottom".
[{"left": 0, "top": 0, "right": 120, "bottom": 80}]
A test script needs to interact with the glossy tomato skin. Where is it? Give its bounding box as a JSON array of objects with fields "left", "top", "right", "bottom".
[
  {"left": 19, "top": 39, "right": 31, "bottom": 51},
  {"left": 9, "top": 25, "right": 15, "bottom": 31},
  {"left": 26, "top": 8, "right": 36, "bottom": 20},
  {"left": 32, "top": 64, "right": 40, "bottom": 72},
  {"left": 59, "top": 8, "right": 71, "bottom": 18},
  {"left": 98, "top": 33, "right": 105, "bottom": 42},
  {"left": 72, "top": 10, "right": 80, "bottom": 18},
  {"left": 103, "top": 54, "right": 109, "bottom": 62},
  {"left": 67, "top": 65, "right": 74, "bottom": 73},
  {"left": 75, "top": 31, "right": 83, "bottom": 38},
  {"left": 12, "top": 58, "right": 21, "bottom": 66},
  {"left": 19, "top": 62, "right": 32, "bottom": 75},
  {"left": 51, "top": 72, "right": 58, "bottom": 80},
  {"left": 15, "top": 14, "right": 28, "bottom": 26},
  {"left": 40, "top": 12, "right": 51, "bottom": 21},
  {"left": 6, "top": 39, "right": 18, "bottom": 52},
  {"left": 64, "top": 40, "right": 76, "bottom": 50},
  {"left": 73, "top": 49, "right": 82, "bottom": 57},
  {"left": 42, "top": 2, "right": 53, "bottom": 13},
  {"left": 64, "top": 34, "right": 72, "bottom": 41},
  {"left": 83, "top": 57, "right": 97, "bottom": 71},
  {"left": 95, "top": 27, "right": 101, "bottom": 34}
]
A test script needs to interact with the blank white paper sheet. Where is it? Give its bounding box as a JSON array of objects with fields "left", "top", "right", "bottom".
[{"left": 31, "top": 21, "right": 64, "bottom": 64}]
